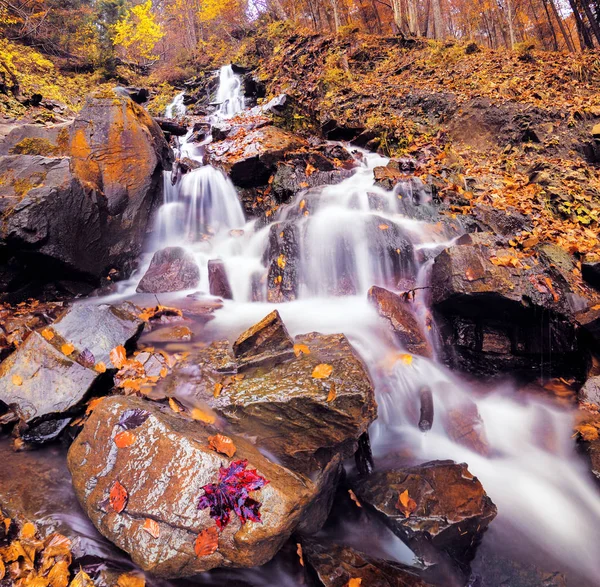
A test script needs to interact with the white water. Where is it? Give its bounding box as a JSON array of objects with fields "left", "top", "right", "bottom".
[
  {"left": 165, "top": 90, "right": 186, "bottom": 118},
  {"left": 215, "top": 65, "right": 244, "bottom": 118},
  {"left": 110, "top": 67, "right": 600, "bottom": 584}
]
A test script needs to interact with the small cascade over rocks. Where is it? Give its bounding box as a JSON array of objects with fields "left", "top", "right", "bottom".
[{"left": 215, "top": 65, "right": 245, "bottom": 117}]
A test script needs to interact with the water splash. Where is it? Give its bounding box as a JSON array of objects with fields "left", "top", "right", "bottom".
[
  {"left": 165, "top": 91, "right": 186, "bottom": 118},
  {"left": 215, "top": 65, "right": 244, "bottom": 118}
]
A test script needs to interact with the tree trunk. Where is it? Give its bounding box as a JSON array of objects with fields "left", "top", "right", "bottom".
[
  {"left": 329, "top": 0, "right": 342, "bottom": 32},
  {"left": 506, "top": 0, "right": 517, "bottom": 47},
  {"left": 407, "top": 0, "right": 420, "bottom": 35},
  {"left": 548, "top": 0, "right": 576, "bottom": 51},
  {"left": 431, "top": 0, "right": 445, "bottom": 38},
  {"left": 579, "top": 0, "right": 600, "bottom": 44},
  {"left": 569, "top": 0, "right": 594, "bottom": 48}
]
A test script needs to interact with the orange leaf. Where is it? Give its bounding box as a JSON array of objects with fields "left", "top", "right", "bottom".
[
  {"left": 378, "top": 224, "right": 389, "bottom": 230},
  {"left": 575, "top": 424, "right": 599, "bottom": 441},
  {"left": 326, "top": 383, "right": 337, "bottom": 402},
  {"left": 169, "top": 398, "right": 182, "bottom": 413},
  {"left": 400, "top": 354, "right": 413, "bottom": 365},
  {"left": 110, "top": 346, "right": 127, "bottom": 369},
  {"left": 109, "top": 481, "right": 128, "bottom": 513},
  {"left": 465, "top": 267, "right": 477, "bottom": 281},
  {"left": 114, "top": 430, "right": 136, "bottom": 448},
  {"left": 11, "top": 374, "right": 23, "bottom": 386},
  {"left": 208, "top": 434, "right": 236, "bottom": 457},
  {"left": 94, "top": 362, "right": 107, "bottom": 373},
  {"left": 312, "top": 363, "right": 333, "bottom": 379},
  {"left": 347, "top": 579, "right": 362, "bottom": 587},
  {"left": 61, "top": 343, "right": 75, "bottom": 356},
  {"left": 293, "top": 343, "right": 310, "bottom": 357},
  {"left": 396, "top": 489, "right": 417, "bottom": 518},
  {"left": 214, "top": 382, "right": 223, "bottom": 398},
  {"left": 277, "top": 254, "right": 286, "bottom": 269},
  {"left": 348, "top": 489, "right": 362, "bottom": 508},
  {"left": 191, "top": 408, "right": 216, "bottom": 424},
  {"left": 297, "top": 542, "right": 304, "bottom": 567},
  {"left": 116, "top": 572, "right": 146, "bottom": 587},
  {"left": 194, "top": 527, "right": 219, "bottom": 557},
  {"left": 41, "top": 328, "right": 54, "bottom": 341},
  {"left": 143, "top": 518, "right": 160, "bottom": 539}
]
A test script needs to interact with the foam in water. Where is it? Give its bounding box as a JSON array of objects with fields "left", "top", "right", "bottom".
[
  {"left": 165, "top": 91, "right": 186, "bottom": 118},
  {"left": 104, "top": 67, "right": 600, "bottom": 584}
]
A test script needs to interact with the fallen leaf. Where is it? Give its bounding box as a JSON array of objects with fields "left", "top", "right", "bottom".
[
  {"left": 191, "top": 408, "right": 216, "bottom": 424},
  {"left": 348, "top": 489, "right": 362, "bottom": 508},
  {"left": 305, "top": 162, "right": 316, "bottom": 176},
  {"left": 465, "top": 267, "right": 477, "bottom": 281},
  {"left": 575, "top": 423, "right": 599, "bottom": 441},
  {"left": 12, "top": 374, "right": 23, "bottom": 386},
  {"left": 85, "top": 398, "right": 103, "bottom": 415},
  {"left": 114, "top": 430, "right": 136, "bottom": 448},
  {"left": 347, "top": 579, "right": 362, "bottom": 587},
  {"left": 326, "top": 383, "right": 337, "bottom": 402},
  {"left": 48, "top": 560, "right": 70, "bottom": 587},
  {"left": 169, "top": 398, "right": 182, "bottom": 413},
  {"left": 110, "top": 346, "right": 127, "bottom": 369},
  {"left": 293, "top": 343, "right": 310, "bottom": 357},
  {"left": 378, "top": 224, "right": 389, "bottom": 230},
  {"left": 69, "top": 569, "right": 94, "bottom": 587},
  {"left": 78, "top": 349, "right": 95, "bottom": 369},
  {"left": 159, "top": 366, "right": 168, "bottom": 378},
  {"left": 116, "top": 572, "right": 146, "bottom": 587},
  {"left": 194, "top": 527, "right": 219, "bottom": 557},
  {"left": 0, "top": 559, "right": 4, "bottom": 581},
  {"left": 109, "top": 481, "right": 128, "bottom": 513},
  {"left": 61, "top": 343, "right": 75, "bottom": 356},
  {"left": 20, "top": 522, "right": 36, "bottom": 540},
  {"left": 214, "top": 382, "right": 223, "bottom": 398},
  {"left": 94, "top": 362, "right": 107, "bottom": 373},
  {"left": 41, "top": 329, "right": 54, "bottom": 341},
  {"left": 208, "top": 434, "right": 236, "bottom": 457},
  {"left": 400, "top": 354, "right": 413, "bottom": 365},
  {"left": 118, "top": 409, "right": 149, "bottom": 430},
  {"left": 396, "top": 489, "right": 417, "bottom": 518},
  {"left": 277, "top": 254, "right": 286, "bottom": 269},
  {"left": 142, "top": 518, "right": 160, "bottom": 539},
  {"left": 296, "top": 542, "right": 304, "bottom": 566},
  {"left": 312, "top": 363, "right": 333, "bottom": 379}
]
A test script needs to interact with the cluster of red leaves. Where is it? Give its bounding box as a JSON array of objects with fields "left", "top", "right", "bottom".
[{"left": 197, "top": 460, "right": 268, "bottom": 530}]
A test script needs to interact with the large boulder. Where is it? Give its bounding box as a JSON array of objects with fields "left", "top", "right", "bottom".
[
  {"left": 0, "top": 302, "right": 142, "bottom": 425},
  {"left": 0, "top": 92, "right": 172, "bottom": 299},
  {"left": 137, "top": 247, "right": 200, "bottom": 293},
  {"left": 206, "top": 126, "right": 305, "bottom": 188},
  {"left": 68, "top": 395, "right": 325, "bottom": 578},
  {"left": 430, "top": 234, "right": 588, "bottom": 379},
  {"left": 160, "top": 313, "right": 377, "bottom": 475},
  {"left": 301, "top": 538, "right": 432, "bottom": 587},
  {"left": 353, "top": 460, "right": 497, "bottom": 576}
]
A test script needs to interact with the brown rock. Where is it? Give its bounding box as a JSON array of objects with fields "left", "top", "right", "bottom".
[
  {"left": 137, "top": 247, "right": 200, "bottom": 293},
  {"left": 208, "top": 259, "right": 233, "bottom": 299},
  {"left": 68, "top": 396, "right": 321, "bottom": 578},
  {"left": 368, "top": 286, "right": 432, "bottom": 358},
  {"left": 353, "top": 460, "right": 497, "bottom": 573},
  {"left": 301, "top": 538, "right": 432, "bottom": 587}
]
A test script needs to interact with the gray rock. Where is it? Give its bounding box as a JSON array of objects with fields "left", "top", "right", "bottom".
[{"left": 137, "top": 247, "right": 200, "bottom": 293}]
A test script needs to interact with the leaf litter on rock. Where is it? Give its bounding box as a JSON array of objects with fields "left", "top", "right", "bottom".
[
  {"left": 118, "top": 409, "right": 150, "bottom": 430},
  {"left": 109, "top": 481, "right": 128, "bottom": 513}
]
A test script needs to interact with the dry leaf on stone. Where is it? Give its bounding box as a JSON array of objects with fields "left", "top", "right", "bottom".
[
  {"left": 61, "top": 343, "right": 75, "bottom": 356},
  {"left": 213, "top": 382, "right": 223, "bottom": 398},
  {"left": 296, "top": 543, "right": 304, "bottom": 567},
  {"left": 347, "top": 579, "right": 362, "bottom": 587},
  {"left": 12, "top": 374, "right": 23, "bottom": 386},
  {"left": 94, "top": 362, "right": 106, "bottom": 373},
  {"left": 348, "top": 489, "right": 362, "bottom": 508},
  {"left": 69, "top": 569, "right": 94, "bottom": 587},
  {"left": 194, "top": 527, "right": 219, "bottom": 557},
  {"left": 396, "top": 489, "right": 417, "bottom": 518},
  {"left": 116, "top": 572, "right": 146, "bottom": 587},
  {"left": 293, "top": 344, "right": 310, "bottom": 357},
  {"left": 47, "top": 560, "right": 70, "bottom": 587},
  {"left": 110, "top": 346, "right": 127, "bottom": 369},
  {"left": 326, "top": 383, "right": 337, "bottom": 402},
  {"left": 208, "top": 434, "right": 236, "bottom": 457},
  {"left": 312, "top": 363, "right": 333, "bottom": 379},
  {"left": 142, "top": 518, "right": 160, "bottom": 539},
  {"left": 168, "top": 398, "right": 182, "bottom": 413},
  {"left": 109, "top": 481, "right": 128, "bottom": 513},
  {"left": 114, "top": 430, "right": 136, "bottom": 448},
  {"left": 191, "top": 408, "right": 216, "bottom": 424},
  {"left": 41, "top": 329, "right": 54, "bottom": 341}
]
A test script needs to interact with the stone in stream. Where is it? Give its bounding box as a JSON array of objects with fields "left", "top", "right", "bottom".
[
  {"left": 160, "top": 313, "right": 377, "bottom": 476},
  {"left": 208, "top": 259, "right": 233, "bottom": 299},
  {"left": 205, "top": 125, "right": 305, "bottom": 188},
  {"left": 430, "top": 233, "right": 588, "bottom": 379},
  {"left": 137, "top": 246, "right": 200, "bottom": 293},
  {"left": 0, "top": 302, "right": 143, "bottom": 425},
  {"left": 68, "top": 395, "right": 327, "bottom": 578},
  {"left": 352, "top": 460, "right": 497, "bottom": 576},
  {"left": 582, "top": 253, "right": 600, "bottom": 290},
  {"left": 301, "top": 538, "right": 433, "bottom": 587},
  {"left": 368, "top": 285, "right": 432, "bottom": 358},
  {"left": 266, "top": 222, "right": 300, "bottom": 303},
  {"left": 578, "top": 375, "right": 600, "bottom": 408}
]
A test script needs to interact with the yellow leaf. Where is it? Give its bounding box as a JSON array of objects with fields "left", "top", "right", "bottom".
[
  {"left": 191, "top": 408, "right": 216, "bottom": 424},
  {"left": 396, "top": 489, "right": 417, "bottom": 518},
  {"left": 116, "top": 572, "right": 146, "bottom": 587},
  {"left": 214, "top": 382, "right": 223, "bottom": 398},
  {"left": 348, "top": 489, "right": 362, "bottom": 508},
  {"left": 312, "top": 363, "right": 333, "bottom": 379},
  {"left": 277, "top": 254, "right": 286, "bottom": 269},
  {"left": 110, "top": 345, "right": 127, "bottom": 369},
  {"left": 48, "top": 560, "right": 70, "bottom": 587},
  {"left": 159, "top": 366, "right": 168, "bottom": 378},
  {"left": 575, "top": 424, "right": 599, "bottom": 441},
  {"left": 69, "top": 569, "right": 94, "bottom": 587},
  {"left": 400, "top": 354, "right": 413, "bottom": 365},
  {"left": 293, "top": 344, "right": 310, "bottom": 357},
  {"left": 41, "top": 328, "right": 54, "bottom": 341},
  {"left": 169, "top": 398, "right": 181, "bottom": 413},
  {"left": 94, "top": 362, "right": 107, "bottom": 373},
  {"left": 61, "top": 343, "right": 75, "bottom": 356},
  {"left": 208, "top": 433, "right": 236, "bottom": 457},
  {"left": 378, "top": 224, "right": 389, "bottom": 230},
  {"left": 12, "top": 374, "right": 23, "bottom": 386}
]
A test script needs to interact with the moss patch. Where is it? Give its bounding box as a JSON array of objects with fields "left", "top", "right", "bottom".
[{"left": 9, "top": 138, "right": 60, "bottom": 156}]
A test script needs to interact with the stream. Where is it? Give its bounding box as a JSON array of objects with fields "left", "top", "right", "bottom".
[{"left": 2, "top": 65, "right": 600, "bottom": 586}]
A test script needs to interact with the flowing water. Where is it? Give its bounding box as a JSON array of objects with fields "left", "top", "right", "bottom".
[{"left": 6, "top": 65, "right": 600, "bottom": 586}]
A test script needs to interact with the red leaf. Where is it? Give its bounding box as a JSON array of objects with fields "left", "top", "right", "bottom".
[
  {"left": 194, "top": 527, "right": 219, "bottom": 557},
  {"left": 109, "top": 481, "right": 128, "bottom": 513}
]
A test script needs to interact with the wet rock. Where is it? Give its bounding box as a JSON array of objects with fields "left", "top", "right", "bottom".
[
  {"left": 374, "top": 162, "right": 406, "bottom": 190},
  {"left": 154, "top": 117, "right": 188, "bottom": 136},
  {"left": 261, "top": 93, "right": 288, "bottom": 114},
  {"left": 68, "top": 395, "right": 322, "bottom": 578},
  {"left": 471, "top": 204, "right": 531, "bottom": 237},
  {"left": 0, "top": 121, "right": 71, "bottom": 156},
  {"left": 161, "top": 326, "right": 377, "bottom": 475},
  {"left": 266, "top": 222, "right": 300, "bottom": 303},
  {"left": 367, "top": 286, "right": 432, "bottom": 358},
  {"left": 208, "top": 259, "right": 233, "bottom": 299},
  {"left": 353, "top": 460, "right": 497, "bottom": 574},
  {"left": 321, "top": 119, "right": 364, "bottom": 142},
  {"left": 232, "top": 309, "right": 294, "bottom": 368},
  {"left": 301, "top": 538, "right": 432, "bottom": 587},
  {"left": 206, "top": 126, "right": 305, "bottom": 188},
  {"left": 114, "top": 86, "right": 149, "bottom": 104},
  {"left": 137, "top": 247, "right": 200, "bottom": 293},
  {"left": 212, "top": 121, "right": 232, "bottom": 141},
  {"left": 0, "top": 302, "right": 142, "bottom": 424},
  {"left": 582, "top": 253, "right": 600, "bottom": 290},
  {"left": 241, "top": 73, "right": 266, "bottom": 105},
  {"left": 579, "top": 376, "right": 600, "bottom": 407},
  {"left": 430, "top": 238, "right": 585, "bottom": 379}
]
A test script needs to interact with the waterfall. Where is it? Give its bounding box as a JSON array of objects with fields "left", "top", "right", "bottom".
[
  {"left": 165, "top": 91, "right": 186, "bottom": 118},
  {"left": 215, "top": 65, "right": 244, "bottom": 118}
]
